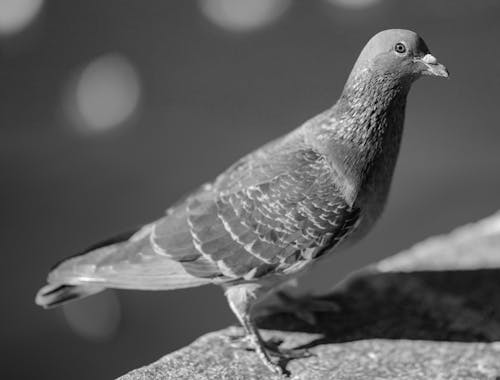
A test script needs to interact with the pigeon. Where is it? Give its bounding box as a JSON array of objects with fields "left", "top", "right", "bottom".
[{"left": 36, "top": 29, "right": 448, "bottom": 375}]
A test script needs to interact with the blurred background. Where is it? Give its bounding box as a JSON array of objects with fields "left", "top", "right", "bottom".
[{"left": 1, "top": 0, "right": 500, "bottom": 378}]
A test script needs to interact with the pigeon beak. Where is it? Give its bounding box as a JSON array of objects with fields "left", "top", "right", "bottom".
[{"left": 416, "top": 54, "right": 449, "bottom": 78}]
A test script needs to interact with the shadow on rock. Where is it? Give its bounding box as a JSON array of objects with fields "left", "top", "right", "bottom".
[{"left": 257, "top": 269, "right": 500, "bottom": 349}]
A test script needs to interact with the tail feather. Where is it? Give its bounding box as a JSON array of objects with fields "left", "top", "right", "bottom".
[
  {"left": 36, "top": 223, "right": 214, "bottom": 308},
  {"left": 49, "top": 228, "right": 139, "bottom": 272},
  {"left": 35, "top": 283, "right": 104, "bottom": 309}
]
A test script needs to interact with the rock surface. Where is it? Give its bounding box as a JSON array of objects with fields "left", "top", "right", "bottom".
[
  {"left": 120, "top": 328, "right": 500, "bottom": 380},
  {"left": 119, "top": 212, "right": 500, "bottom": 380}
]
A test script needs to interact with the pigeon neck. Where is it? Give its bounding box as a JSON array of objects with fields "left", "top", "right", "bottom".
[
  {"left": 336, "top": 68, "right": 411, "bottom": 143},
  {"left": 342, "top": 68, "right": 411, "bottom": 111}
]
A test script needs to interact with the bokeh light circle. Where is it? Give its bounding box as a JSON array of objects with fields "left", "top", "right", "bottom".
[
  {"left": 68, "top": 53, "right": 141, "bottom": 132},
  {"left": 62, "top": 290, "right": 121, "bottom": 342},
  {"left": 0, "top": 0, "right": 43, "bottom": 35},
  {"left": 198, "top": 0, "right": 291, "bottom": 32}
]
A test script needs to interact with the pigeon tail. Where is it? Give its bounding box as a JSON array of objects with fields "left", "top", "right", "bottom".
[
  {"left": 35, "top": 283, "right": 104, "bottom": 309},
  {"left": 35, "top": 224, "right": 215, "bottom": 306}
]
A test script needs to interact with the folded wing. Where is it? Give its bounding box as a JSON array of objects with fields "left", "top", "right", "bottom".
[{"left": 44, "top": 129, "right": 360, "bottom": 294}]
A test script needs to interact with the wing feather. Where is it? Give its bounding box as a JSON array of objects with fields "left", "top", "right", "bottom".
[
  {"left": 50, "top": 128, "right": 361, "bottom": 290},
  {"left": 212, "top": 131, "right": 361, "bottom": 274},
  {"left": 47, "top": 225, "right": 216, "bottom": 290}
]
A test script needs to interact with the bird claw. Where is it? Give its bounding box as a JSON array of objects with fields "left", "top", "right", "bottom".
[
  {"left": 261, "top": 341, "right": 313, "bottom": 377},
  {"left": 260, "top": 336, "right": 313, "bottom": 359},
  {"left": 226, "top": 332, "right": 254, "bottom": 351},
  {"left": 226, "top": 333, "right": 283, "bottom": 352},
  {"left": 267, "top": 345, "right": 314, "bottom": 360},
  {"left": 225, "top": 331, "right": 312, "bottom": 376}
]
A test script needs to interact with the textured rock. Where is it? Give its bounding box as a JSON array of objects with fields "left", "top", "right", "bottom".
[
  {"left": 119, "top": 212, "right": 500, "bottom": 380},
  {"left": 120, "top": 328, "right": 500, "bottom": 380}
]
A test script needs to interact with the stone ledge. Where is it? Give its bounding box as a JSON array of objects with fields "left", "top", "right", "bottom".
[{"left": 119, "top": 328, "right": 500, "bottom": 380}]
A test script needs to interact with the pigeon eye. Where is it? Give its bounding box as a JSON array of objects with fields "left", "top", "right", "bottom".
[{"left": 394, "top": 42, "right": 407, "bottom": 54}]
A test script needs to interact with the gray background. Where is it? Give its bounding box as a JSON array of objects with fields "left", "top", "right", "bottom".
[{"left": 2, "top": 1, "right": 500, "bottom": 379}]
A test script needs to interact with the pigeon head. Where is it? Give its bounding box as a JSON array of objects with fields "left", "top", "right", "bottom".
[{"left": 350, "top": 29, "right": 449, "bottom": 84}]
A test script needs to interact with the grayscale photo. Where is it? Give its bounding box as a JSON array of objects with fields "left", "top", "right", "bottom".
[{"left": 3, "top": 1, "right": 500, "bottom": 379}]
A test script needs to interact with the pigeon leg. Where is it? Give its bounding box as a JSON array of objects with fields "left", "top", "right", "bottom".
[{"left": 225, "top": 284, "right": 286, "bottom": 376}]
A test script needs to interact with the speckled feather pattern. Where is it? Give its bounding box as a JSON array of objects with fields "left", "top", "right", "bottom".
[{"left": 152, "top": 136, "right": 361, "bottom": 282}]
